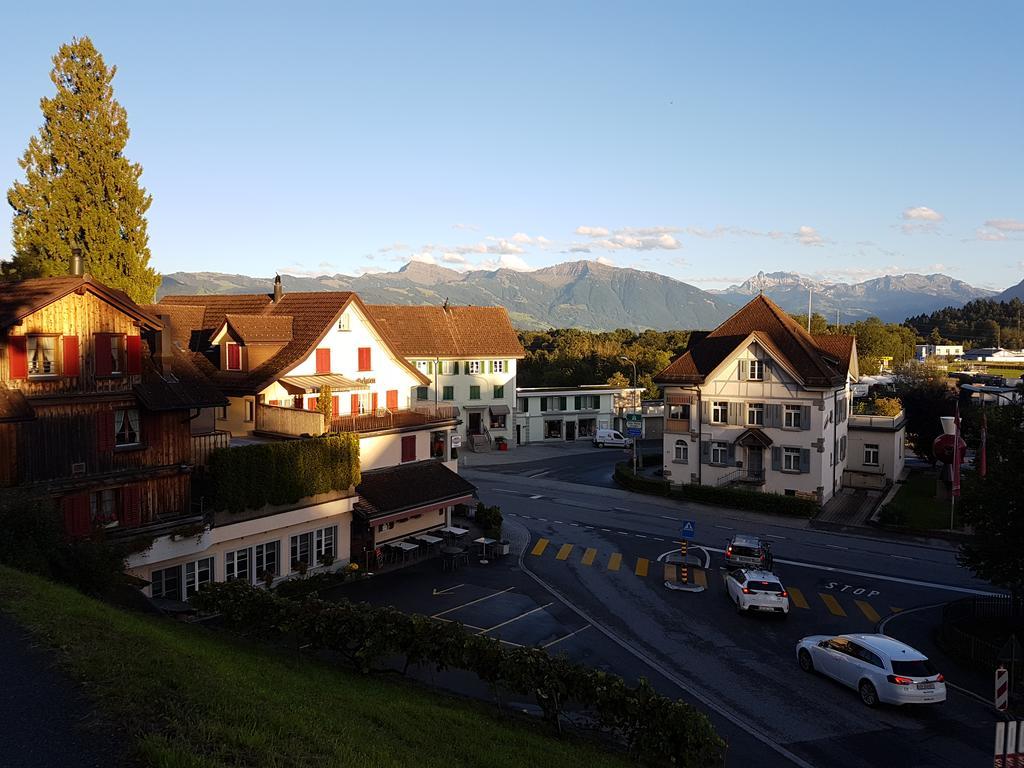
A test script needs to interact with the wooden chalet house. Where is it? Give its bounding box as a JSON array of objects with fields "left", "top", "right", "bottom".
[{"left": 0, "top": 272, "right": 226, "bottom": 539}]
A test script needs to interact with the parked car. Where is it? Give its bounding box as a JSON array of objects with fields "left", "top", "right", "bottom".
[
  {"left": 723, "top": 569, "right": 790, "bottom": 614},
  {"left": 724, "top": 533, "right": 768, "bottom": 569},
  {"left": 795, "top": 633, "right": 946, "bottom": 707},
  {"left": 593, "top": 428, "right": 633, "bottom": 448}
]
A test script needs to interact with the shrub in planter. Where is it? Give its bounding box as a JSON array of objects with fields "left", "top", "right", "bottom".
[{"left": 475, "top": 502, "right": 503, "bottom": 538}]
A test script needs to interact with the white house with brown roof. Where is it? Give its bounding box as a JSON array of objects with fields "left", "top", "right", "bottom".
[
  {"left": 654, "top": 295, "right": 859, "bottom": 505},
  {"left": 365, "top": 304, "right": 525, "bottom": 451}
]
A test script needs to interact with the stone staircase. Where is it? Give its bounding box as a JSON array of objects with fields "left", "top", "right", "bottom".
[{"left": 469, "top": 433, "right": 491, "bottom": 452}]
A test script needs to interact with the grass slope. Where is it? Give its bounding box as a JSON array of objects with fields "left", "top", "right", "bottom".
[{"left": 0, "top": 566, "right": 632, "bottom": 768}]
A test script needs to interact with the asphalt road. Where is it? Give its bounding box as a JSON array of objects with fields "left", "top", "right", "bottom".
[{"left": 462, "top": 463, "right": 998, "bottom": 768}]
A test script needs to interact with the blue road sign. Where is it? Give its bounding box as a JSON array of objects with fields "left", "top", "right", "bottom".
[
  {"left": 626, "top": 427, "right": 642, "bottom": 437},
  {"left": 680, "top": 519, "right": 696, "bottom": 539}
]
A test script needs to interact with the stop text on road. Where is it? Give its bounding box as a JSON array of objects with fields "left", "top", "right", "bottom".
[{"left": 823, "top": 580, "right": 879, "bottom": 598}]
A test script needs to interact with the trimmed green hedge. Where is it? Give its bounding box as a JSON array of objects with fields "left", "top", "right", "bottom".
[
  {"left": 206, "top": 434, "right": 360, "bottom": 513},
  {"left": 614, "top": 463, "right": 818, "bottom": 517},
  {"left": 192, "top": 581, "right": 725, "bottom": 766}
]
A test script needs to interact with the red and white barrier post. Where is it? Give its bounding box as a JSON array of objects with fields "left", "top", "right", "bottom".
[{"left": 998, "top": 666, "right": 1010, "bottom": 712}]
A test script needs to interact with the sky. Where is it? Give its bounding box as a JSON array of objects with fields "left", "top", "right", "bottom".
[{"left": 1, "top": 1, "right": 1022, "bottom": 291}]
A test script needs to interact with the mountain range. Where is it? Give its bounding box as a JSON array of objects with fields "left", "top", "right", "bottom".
[
  {"left": 158, "top": 262, "right": 1006, "bottom": 331},
  {"left": 711, "top": 271, "right": 996, "bottom": 323}
]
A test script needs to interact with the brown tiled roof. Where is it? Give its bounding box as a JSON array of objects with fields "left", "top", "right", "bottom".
[
  {"left": 654, "top": 294, "right": 854, "bottom": 387},
  {"left": 134, "top": 345, "right": 229, "bottom": 412},
  {"left": 354, "top": 460, "right": 477, "bottom": 520},
  {"left": 812, "top": 334, "right": 855, "bottom": 377},
  {"left": 0, "top": 383, "right": 33, "bottom": 422},
  {"left": 157, "top": 291, "right": 429, "bottom": 395},
  {"left": 0, "top": 276, "right": 162, "bottom": 329},
  {"left": 140, "top": 303, "right": 206, "bottom": 349},
  {"left": 365, "top": 305, "right": 525, "bottom": 359},
  {"left": 223, "top": 314, "right": 293, "bottom": 344}
]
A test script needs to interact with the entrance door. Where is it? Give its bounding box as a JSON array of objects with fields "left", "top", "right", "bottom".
[
  {"left": 747, "top": 447, "right": 763, "bottom": 479},
  {"left": 516, "top": 425, "right": 521, "bottom": 445},
  {"left": 565, "top": 422, "right": 576, "bottom": 441},
  {"left": 469, "top": 412, "right": 481, "bottom": 434}
]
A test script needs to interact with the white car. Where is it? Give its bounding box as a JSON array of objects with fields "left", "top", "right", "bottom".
[
  {"left": 723, "top": 569, "right": 790, "bottom": 615},
  {"left": 796, "top": 633, "right": 946, "bottom": 707}
]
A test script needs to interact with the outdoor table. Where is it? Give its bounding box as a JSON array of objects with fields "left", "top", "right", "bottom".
[
  {"left": 473, "top": 536, "right": 497, "bottom": 563},
  {"left": 440, "top": 526, "right": 469, "bottom": 537},
  {"left": 388, "top": 540, "right": 419, "bottom": 563},
  {"left": 440, "top": 545, "right": 467, "bottom": 572},
  {"left": 415, "top": 534, "right": 443, "bottom": 546}
]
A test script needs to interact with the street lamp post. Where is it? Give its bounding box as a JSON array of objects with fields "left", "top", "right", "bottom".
[{"left": 619, "top": 356, "right": 638, "bottom": 475}]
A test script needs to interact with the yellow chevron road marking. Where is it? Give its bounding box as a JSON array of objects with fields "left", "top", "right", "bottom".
[
  {"left": 856, "top": 600, "right": 881, "bottom": 623},
  {"left": 581, "top": 547, "right": 597, "bottom": 566},
  {"left": 555, "top": 543, "right": 574, "bottom": 561},
  {"left": 635, "top": 557, "right": 649, "bottom": 577},
  {"left": 530, "top": 538, "right": 549, "bottom": 557},
  {"left": 787, "top": 587, "right": 809, "bottom": 609},
  {"left": 820, "top": 593, "right": 847, "bottom": 617},
  {"left": 607, "top": 553, "right": 622, "bottom": 572}
]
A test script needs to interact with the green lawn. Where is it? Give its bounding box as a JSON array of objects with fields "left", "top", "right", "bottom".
[
  {"left": 0, "top": 566, "right": 633, "bottom": 768},
  {"left": 881, "top": 471, "right": 960, "bottom": 531}
]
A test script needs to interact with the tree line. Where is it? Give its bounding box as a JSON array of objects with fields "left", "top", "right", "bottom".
[{"left": 906, "top": 298, "right": 1024, "bottom": 350}]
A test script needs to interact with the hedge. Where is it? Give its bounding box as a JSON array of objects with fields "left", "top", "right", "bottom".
[
  {"left": 614, "top": 463, "right": 817, "bottom": 518},
  {"left": 205, "top": 434, "right": 360, "bottom": 513},
  {"left": 192, "top": 581, "right": 725, "bottom": 766}
]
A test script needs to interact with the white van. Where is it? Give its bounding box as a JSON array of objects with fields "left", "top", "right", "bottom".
[{"left": 593, "top": 428, "right": 633, "bottom": 448}]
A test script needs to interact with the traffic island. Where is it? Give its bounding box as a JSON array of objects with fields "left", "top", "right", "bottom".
[{"left": 662, "top": 552, "right": 706, "bottom": 593}]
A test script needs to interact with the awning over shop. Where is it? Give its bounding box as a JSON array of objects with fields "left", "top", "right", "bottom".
[
  {"left": 489, "top": 404, "right": 510, "bottom": 416},
  {"left": 278, "top": 374, "right": 369, "bottom": 394},
  {"left": 354, "top": 460, "right": 477, "bottom": 525},
  {"left": 462, "top": 405, "right": 487, "bottom": 412}
]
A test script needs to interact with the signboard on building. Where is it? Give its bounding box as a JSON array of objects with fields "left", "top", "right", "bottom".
[{"left": 450, "top": 434, "right": 462, "bottom": 448}]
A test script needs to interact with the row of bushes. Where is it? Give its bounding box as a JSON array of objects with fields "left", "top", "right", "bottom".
[
  {"left": 614, "top": 463, "right": 818, "bottom": 518},
  {"left": 191, "top": 581, "right": 725, "bottom": 766},
  {"left": 204, "top": 434, "right": 361, "bottom": 513}
]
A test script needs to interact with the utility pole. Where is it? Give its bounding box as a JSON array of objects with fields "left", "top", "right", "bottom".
[
  {"left": 619, "top": 355, "right": 639, "bottom": 475},
  {"left": 807, "top": 287, "right": 813, "bottom": 333}
]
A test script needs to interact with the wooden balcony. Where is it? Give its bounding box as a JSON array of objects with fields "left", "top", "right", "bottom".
[
  {"left": 191, "top": 430, "right": 231, "bottom": 467},
  {"left": 665, "top": 418, "right": 691, "bottom": 434},
  {"left": 329, "top": 405, "right": 459, "bottom": 434}
]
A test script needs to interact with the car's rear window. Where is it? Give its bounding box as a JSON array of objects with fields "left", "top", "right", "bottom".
[
  {"left": 730, "top": 546, "right": 760, "bottom": 558},
  {"left": 747, "top": 580, "right": 783, "bottom": 593},
  {"left": 891, "top": 659, "right": 936, "bottom": 677}
]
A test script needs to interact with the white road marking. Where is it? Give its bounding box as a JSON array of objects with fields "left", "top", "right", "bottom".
[
  {"left": 890, "top": 554, "right": 914, "bottom": 560},
  {"left": 553, "top": 520, "right": 564, "bottom": 524},
  {"left": 701, "top": 545, "right": 1003, "bottom": 596},
  {"left": 824, "top": 544, "right": 848, "bottom": 550},
  {"left": 543, "top": 624, "right": 591, "bottom": 649},
  {"left": 537, "top": 517, "right": 548, "bottom": 522},
  {"left": 431, "top": 587, "right": 516, "bottom": 619},
  {"left": 601, "top": 528, "right": 612, "bottom": 532},
  {"left": 529, "top": 470, "right": 551, "bottom": 478},
  {"left": 635, "top": 534, "right": 647, "bottom": 539},
  {"left": 431, "top": 584, "right": 465, "bottom": 596},
  {"left": 569, "top": 523, "right": 579, "bottom": 526},
  {"left": 530, "top": 494, "right": 544, "bottom": 500},
  {"left": 714, "top": 524, "right": 733, "bottom": 530},
  {"left": 479, "top": 603, "right": 553, "bottom": 634},
  {"left": 763, "top": 534, "right": 786, "bottom": 540},
  {"left": 613, "top": 507, "right": 632, "bottom": 512}
]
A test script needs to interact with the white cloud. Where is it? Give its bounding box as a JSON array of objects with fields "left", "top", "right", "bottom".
[
  {"left": 452, "top": 223, "right": 479, "bottom": 231},
  {"left": 377, "top": 241, "right": 410, "bottom": 253},
  {"left": 986, "top": 218, "right": 1024, "bottom": 232},
  {"left": 510, "top": 232, "right": 534, "bottom": 244},
  {"left": 487, "top": 240, "right": 525, "bottom": 255},
  {"left": 795, "top": 225, "right": 825, "bottom": 247},
  {"left": 903, "top": 206, "right": 943, "bottom": 222},
  {"left": 568, "top": 245, "right": 591, "bottom": 253},
  {"left": 355, "top": 265, "right": 386, "bottom": 275},
  {"left": 536, "top": 235, "right": 552, "bottom": 246},
  {"left": 575, "top": 225, "right": 611, "bottom": 237},
  {"left": 440, "top": 252, "right": 468, "bottom": 264},
  {"left": 409, "top": 251, "right": 437, "bottom": 265},
  {"left": 595, "top": 256, "right": 615, "bottom": 266},
  {"left": 975, "top": 228, "right": 1007, "bottom": 242},
  {"left": 475, "top": 253, "right": 534, "bottom": 272}
]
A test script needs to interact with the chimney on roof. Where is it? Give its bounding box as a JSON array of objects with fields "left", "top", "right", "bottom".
[
  {"left": 442, "top": 297, "right": 450, "bottom": 311},
  {"left": 70, "top": 248, "right": 84, "bottom": 277},
  {"left": 273, "top": 274, "right": 283, "bottom": 303}
]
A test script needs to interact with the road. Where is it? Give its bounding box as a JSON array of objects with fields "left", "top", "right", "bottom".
[{"left": 462, "top": 458, "right": 998, "bottom": 768}]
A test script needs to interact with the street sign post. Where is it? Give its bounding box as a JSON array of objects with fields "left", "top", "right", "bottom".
[
  {"left": 680, "top": 520, "right": 696, "bottom": 539},
  {"left": 625, "top": 412, "right": 642, "bottom": 438},
  {"left": 678, "top": 520, "right": 696, "bottom": 584}
]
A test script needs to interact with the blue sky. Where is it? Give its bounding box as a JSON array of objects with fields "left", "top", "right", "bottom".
[{"left": 2, "top": 1, "right": 1021, "bottom": 290}]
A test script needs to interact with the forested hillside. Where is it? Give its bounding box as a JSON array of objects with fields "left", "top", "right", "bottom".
[{"left": 905, "top": 298, "right": 1024, "bottom": 349}]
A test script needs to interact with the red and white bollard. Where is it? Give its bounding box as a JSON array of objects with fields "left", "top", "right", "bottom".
[{"left": 998, "top": 666, "right": 1010, "bottom": 712}]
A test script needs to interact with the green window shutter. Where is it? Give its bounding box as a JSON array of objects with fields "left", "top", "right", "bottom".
[
  {"left": 800, "top": 405, "right": 811, "bottom": 430},
  {"left": 428, "top": 361, "right": 434, "bottom": 374},
  {"left": 800, "top": 448, "right": 811, "bottom": 473},
  {"left": 700, "top": 441, "right": 710, "bottom": 464},
  {"left": 574, "top": 395, "right": 581, "bottom": 410},
  {"left": 488, "top": 360, "right": 493, "bottom": 373},
  {"left": 470, "top": 386, "right": 480, "bottom": 400},
  {"left": 771, "top": 447, "right": 782, "bottom": 471}
]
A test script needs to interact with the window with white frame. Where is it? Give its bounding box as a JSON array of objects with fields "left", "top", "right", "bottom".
[
  {"left": 747, "top": 403, "right": 764, "bottom": 426},
  {"left": 784, "top": 405, "right": 802, "bottom": 429},
  {"left": 467, "top": 360, "right": 482, "bottom": 374},
  {"left": 748, "top": 360, "right": 764, "bottom": 380},
  {"left": 28, "top": 335, "right": 58, "bottom": 376},
  {"left": 255, "top": 541, "right": 280, "bottom": 582},
  {"left": 492, "top": 360, "right": 506, "bottom": 373},
  {"left": 225, "top": 547, "right": 252, "bottom": 582},
  {"left": 864, "top": 443, "right": 880, "bottom": 466},
  {"left": 151, "top": 557, "right": 213, "bottom": 601},
  {"left": 290, "top": 525, "right": 337, "bottom": 571},
  {"left": 712, "top": 401, "right": 728, "bottom": 424},
  {"left": 783, "top": 447, "right": 801, "bottom": 472},
  {"left": 711, "top": 441, "right": 728, "bottom": 464},
  {"left": 440, "top": 360, "right": 457, "bottom": 375},
  {"left": 674, "top": 440, "right": 688, "bottom": 463},
  {"left": 114, "top": 409, "right": 140, "bottom": 447},
  {"left": 415, "top": 360, "right": 430, "bottom": 374}
]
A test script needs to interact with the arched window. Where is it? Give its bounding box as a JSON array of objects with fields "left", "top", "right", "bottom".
[{"left": 674, "top": 439, "right": 688, "bottom": 463}]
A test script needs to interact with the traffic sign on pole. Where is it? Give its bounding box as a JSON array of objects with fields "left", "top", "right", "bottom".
[{"left": 680, "top": 519, "right": 696, "bottom": 540}]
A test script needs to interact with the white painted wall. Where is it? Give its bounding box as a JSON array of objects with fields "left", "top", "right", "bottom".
[{"left": 410, "top": 358, "right": 518, "bottom": 447}]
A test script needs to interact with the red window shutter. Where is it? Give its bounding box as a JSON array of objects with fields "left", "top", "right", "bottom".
[
  {"left": 307, "top": 397, "right": 318, "bottom": 411},
  {"left": 94, "top": 334, "right": 112, "bottom": 376},
  {"left": 371, "top": 392, "right": 378, "bottom": 412},
  {"left": 401, "top": 435, "right": 416, "bottom": 463},
  {"left": 96, "top": 411, "right": 115, "bottom": 453},
  {"left": 227, "top": 343, "right": 241, "bottom": 370},
  {"left": 351, "top": 394, "right": 360, "bottom": 414},
  {"left": 331, "top": 396, "right": 339, "bottom": 417},
  {"left": 315, "top": 348, "right": 331, "bottom": 374},
  {"left": 126, "top": 335, "right": 142, "bottom": 374},
  {"left": 358, "top": 347, "right": 371, "bottom": 371},
  {"left": 119, "top": 486, "right": 142, "bottom": 528},
  {"left": 8, "top": 336, "right": 27, "bottom": 379},
  {"left": 386, "top": 390, "right": 398, "bottom": 410},
  {"left": 62, "top": 494, "right": 90, "bottom": 538},
  {"left": 62, "top": 336, "right": 80, "bottom": 377},
  {"left": 269, "top": 400, "right": 280, "bottom": 406}
]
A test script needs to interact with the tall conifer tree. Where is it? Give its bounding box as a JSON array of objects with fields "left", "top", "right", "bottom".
[{"left": 5, "top": 37, "right": 159, "bottom": 303}]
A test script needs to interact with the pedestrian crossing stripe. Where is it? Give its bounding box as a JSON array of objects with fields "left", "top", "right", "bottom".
[
  {"left": 820, "top": 593, "right": 847, "bottom": 617},
  {"left": 635, "top": 557, "right": 649, "bottom": 577},
  {"left": 787, "top": 587, "right": 809, "bottom": 610},
  {"left": 555, "top": 543, "right": 574, "bottom": 561},
  {"left": 856, "top": 600, "right": 881, "bottom": 623},
  {"left": 530, "top": 538, "right": 549, "bottom": 557},
  {"left": 581, "top": 547, "right": 597, "bottom": 566},
  {"left": 693, "top": 569, "right": 707, "bottom": 588},
  {"left": 607, "top": 553, "right": 622, "bottom": 572}
]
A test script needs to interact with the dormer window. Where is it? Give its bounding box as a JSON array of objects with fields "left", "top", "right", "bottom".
[
  {"left": 28, "top": 335, "right": 57, "bottom": 376},
  {"left": 226, "top": 342, "right": 242, "bottom": 371}
]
